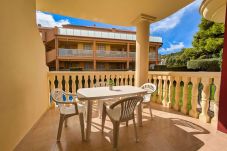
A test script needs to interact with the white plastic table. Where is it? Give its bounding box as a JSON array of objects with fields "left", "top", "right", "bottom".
[{"left": 77, "top": 85, "right": 147, "bottom": 141}]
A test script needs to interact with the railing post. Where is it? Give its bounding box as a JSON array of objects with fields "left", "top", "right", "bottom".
[
  {"left": 189, "top": 77, "right": 199, "bottom": 118},
  {"left": 211, "top": 78, "right": 221, "bottom": 127},
  {"left": 199, "top": 78, "right": 211, "bottom": 123},
  {"left": 152, "top": 76, "right": 158, "bottom": 102},
  {"left": 174, "top": 76, "right": 181, "bottom": 111},
  {"left": 157, "top": 76, "right": 163, "bottom": 104},
  {"left": 167, "top": 76, "right": 174, "bottom": 108},
  {"left": 181, "top": 77, "right": 190, "bottom": 114},
  {"left": 162, "top": 76, "right": 168, "bottom": 107}
]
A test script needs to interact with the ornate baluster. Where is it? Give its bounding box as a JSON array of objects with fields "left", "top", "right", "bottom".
[
  {"left": 58, "top": 75, "right": 63, "bottom": 90},
  {"left": 90, "top": 74, "right": 94, "bottom": 87},
  {"left": 211, "top": 78, "right": 221, "bottom": 127},
  {"left": 189, "top": 77, "right": 199, "bottom": 118},
  {"left": 167, "top": 76, "right": 174, "bottom": 108},
  {"left": 152, "top": 76, "right": 158, "bottom": 103},
  {"left": 199, "top": 77, "right": 211, "bottom": 123},
  {"left": 71, "top": 75, "right": 76, "bottom": 93},
  {"left": 174, "top": 76, "right": 181, "bottom": 111},
  {"left": 65, "top": 75, "right": 69, "bottom": 93},
  {"left": 157, "top": 76, "right": 163, "bottom": 104},
  {"left": 84, "top": 74, "right": 88, "bottom": 88},
  {"left": 162, "top": 76, "right": 168, "bottom": 107},
  {"left": 181, "top": 77, "right": 190, "bottom": 114}
]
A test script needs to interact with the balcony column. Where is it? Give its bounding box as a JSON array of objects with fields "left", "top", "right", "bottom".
[
  {"left": 218, "top": 3, "right": 227, "bottom": 133},
  {"left": 211, "top": 78, "right": 221, "bottom": 128},
  {"left": 93, "top": 41, "right": 96, "bottom": 71},
  {"left": 135, "top": 19, "right": 150, "bottom": 86},
  {"left": 55, "top": 38, "right": 59, "bottom": 71},
  {"left": 181, "top": 77, "right": 190, "bottom": 114},
  {"left": 127, "top": 43, "right": 130, "bottom": 70},
  {"left": 174, "top": 76, "right": 181, "bottom": 111},
  {"left": 199, "top": 78, "right": 211, "bottom": 123},
  {"left": 189, "top": 77, "right": 199, "bottom": 118}
]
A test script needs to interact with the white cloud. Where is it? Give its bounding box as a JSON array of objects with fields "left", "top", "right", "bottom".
[
  {"left": 151, "top": 0, "right": 202, "bottom": 32},
  {"left": 159, "top": 42, "right": 185, "bottom": 54},
  {"left": 36, "top": 11, "right": 70, "bottom": 27}
]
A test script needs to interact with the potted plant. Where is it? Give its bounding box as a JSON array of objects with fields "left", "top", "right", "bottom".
[{"left": 108, "top": 79, "right": 114, "bottom": 90}]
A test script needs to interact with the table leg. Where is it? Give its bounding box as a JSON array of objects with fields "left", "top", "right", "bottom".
[
  {"left": 137, "top": 103, "right": 143, "bottom": 127},
  {"left": 85, "top": 100, "right": 93, "bottom": 141}
]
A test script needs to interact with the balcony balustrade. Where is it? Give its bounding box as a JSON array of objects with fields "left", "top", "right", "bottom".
[
  {"left": 96, "top": 50, "right": 128, "bottom": 58},
  {"left": 48, "top": 71, "right": 221, "bottom": 126},
  {"left": 59, "top": 48, "right": 93, "bottom": 57},
  {"left": 58, "top": 48, "right": 160, "bottom": 61}
]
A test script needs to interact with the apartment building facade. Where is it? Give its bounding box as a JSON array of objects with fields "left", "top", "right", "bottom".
[{"left": 39, "top": 25, "right": 162, "bottom": 71}]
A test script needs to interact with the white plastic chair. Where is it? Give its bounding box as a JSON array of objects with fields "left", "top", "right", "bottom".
[
  {"left": 140, "top": 83, "right": 157, "bottom": 118},
  {"left": 101, "top": 96, "right": 143, "bottom": 150},
  {"left": 51, "top": 89, "right": 85, "bottom": 141}
]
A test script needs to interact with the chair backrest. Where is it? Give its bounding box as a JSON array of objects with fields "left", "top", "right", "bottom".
[
  {"left": 110, "top": 96, "right": 143, "bottom": 121},
  {"left": 51, "top": 88, "right": 75, "bottom": 104},
  {"left": 141, "top": 83, "right": 156, "bottom": 94}
]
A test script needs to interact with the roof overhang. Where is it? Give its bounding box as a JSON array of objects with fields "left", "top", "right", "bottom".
[
  {"left": 36, "top": 0, "right": 194, "bottom": 26},
  {"left": 200, "top": 0, "right": 226, "bottom": 23}
]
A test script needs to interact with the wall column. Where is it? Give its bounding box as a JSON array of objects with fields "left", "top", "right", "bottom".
[
  {"left": 218, "top": 4, "right": 227, "bottom": 133},
  {"left": 135, "top": 19, "right": 150, "bottom": 86}
]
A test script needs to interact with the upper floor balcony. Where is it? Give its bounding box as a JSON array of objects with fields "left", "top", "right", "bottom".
[
  {"left": 58, "top": 28, "right": 163, "bottom": 43},
  {"left": 57, "top": 48, "right": 160, "bottom": 61}
]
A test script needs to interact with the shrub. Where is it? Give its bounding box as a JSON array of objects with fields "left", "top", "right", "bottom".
[{"left": 187, "top": 58, "right": 220, "bottom": 71}]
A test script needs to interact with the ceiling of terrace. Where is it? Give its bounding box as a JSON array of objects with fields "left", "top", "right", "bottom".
[{"left": 36, "top": 0, "right": 194, "bottom": 26}]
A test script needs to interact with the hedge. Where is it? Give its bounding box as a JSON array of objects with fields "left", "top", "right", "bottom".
[{"left": 187, "top": 58, "right": 220, "bottom": 71}]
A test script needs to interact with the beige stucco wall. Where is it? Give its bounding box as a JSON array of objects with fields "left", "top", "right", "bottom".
[{"left": 0, "top": 0, "right": 49, "bottom": 150}]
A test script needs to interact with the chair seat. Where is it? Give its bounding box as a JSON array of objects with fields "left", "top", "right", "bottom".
[
  {"left": 60, "top": 104, "right": 85, "bottom": 115},
  {"left": 104, "top": 101, "right": 121, "bottom": 121},
  {"left": 143, "top": 94, "right": 151, "bottom": 103}
]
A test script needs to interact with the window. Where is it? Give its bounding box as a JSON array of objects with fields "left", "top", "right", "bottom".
[
  {"left": 84, "top": 44, "right": 92, "bottom": 50},
  {"left": 97, "top": 44, "right": 106, "bottom": 51}
]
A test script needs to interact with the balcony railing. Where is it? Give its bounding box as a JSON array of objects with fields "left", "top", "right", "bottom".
[
  {"left": 96, "top": 50, "right": 127, "bottom": 58},
  {"left": 58, "top": 28, "right": 162, "bottom": 43},
  {"left": 58, "top": 49, "right": 160, "bottom": 61},
  {"left": 48, "top": 71, "right": 221, "bottom": 127},
  {"left": 59, "top": 48, "right": 93, "bottom": 57}
]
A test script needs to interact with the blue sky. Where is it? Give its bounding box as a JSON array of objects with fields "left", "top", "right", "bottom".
[{"left": 36, "top": 0, "right": 202, "bottom": 55}]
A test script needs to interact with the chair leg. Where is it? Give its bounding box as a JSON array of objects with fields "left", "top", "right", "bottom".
[
  {"left": 101, "top": 104, "right": 107, "bottom": 133},
  {"left": 113, "top": 122, "right": 120, "bottom": 150},
  {"left": 126, "top": 120, "right": 128, "bottom": 127},
  {"left": 132, "top": 117, "right": 139, "bottom": 143},
  {"left": 64, "top": 118, "right": 68, "bottom": 127},
  {"left": 79, "top": 113, "right": 85, "bottom": 141},
  {"left": 149, "top": 103, "right": 153, "bottom": 118},
  {"left": 57, "top": 114, "right": 65, "bottom": 141}
]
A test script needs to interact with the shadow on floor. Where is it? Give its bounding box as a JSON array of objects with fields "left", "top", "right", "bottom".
[{"left": 14, "top": 104, "right": 210, "bottom": 151}]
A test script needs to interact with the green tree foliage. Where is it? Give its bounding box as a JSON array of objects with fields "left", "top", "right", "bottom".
[{"left": 163, "top": 18, "right": 224, "bottom": 67}]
